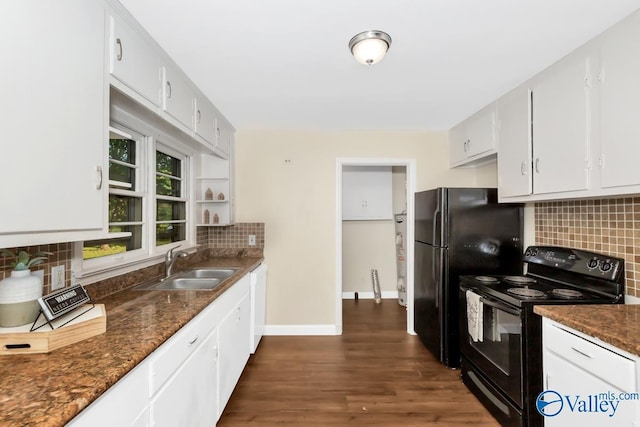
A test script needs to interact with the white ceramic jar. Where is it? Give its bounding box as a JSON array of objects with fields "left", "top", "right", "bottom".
[{"left": 0, "top": 270, "right": 43, "bottom": 327}]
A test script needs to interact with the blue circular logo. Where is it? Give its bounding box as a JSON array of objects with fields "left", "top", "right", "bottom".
[{"left": 537, "top": 390, "right": 564, "bottom": 417}]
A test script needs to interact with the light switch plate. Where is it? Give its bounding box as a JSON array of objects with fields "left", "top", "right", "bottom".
[
  {"left": 51, "top": 265, "right": 65, "bottom": 291},
  {"left": 248, "top": 235, "right": 256, "bottom": 246}
]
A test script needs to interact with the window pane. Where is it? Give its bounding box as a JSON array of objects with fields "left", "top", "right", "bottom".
[
  {"left": 83, "top": 225, "right": 142, "bottom": 260},
  {"left": 110, "top": 138, "right": 136, "bottom": 164},
  {"left": 157, "top": 200, "right": 186, "bottom": 221},
  {"left": 156, "top": 152, "right": 181, "bottom": 178},
  {"left": 109, "top": 138, "right": 136, "bottom": 189},
  {"left": 156, "top": 175, "right": 181, "bottom": 197},
  {"left": 156, "top": 223, "right": 185, "bottom": 246},
  {"left": 109, "top": 195, "right": 143, "bottom": 222}
]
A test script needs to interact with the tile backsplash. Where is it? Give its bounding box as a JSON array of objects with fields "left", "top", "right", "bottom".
[
  {"left": 535, "top": 198, "right": 640, "bottom": 298},
  {"left": 0, "top": 223, "right": 264, "bottom": 299}
]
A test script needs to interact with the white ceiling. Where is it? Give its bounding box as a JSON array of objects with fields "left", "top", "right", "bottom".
[{"left": 119, "top": 0, "right": 640, "bottom": 131}]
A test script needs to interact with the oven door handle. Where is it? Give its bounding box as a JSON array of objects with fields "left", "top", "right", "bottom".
[{"left": 479, "top": 296, "right": 520, "bottom": 317}]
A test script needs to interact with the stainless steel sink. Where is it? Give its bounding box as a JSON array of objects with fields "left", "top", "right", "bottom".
[
  {"left": 181, "top": 268, "right": 239, "bottom": 279},
  {"left": 133, "top": 267, "right": 239, "bottom": 291}
]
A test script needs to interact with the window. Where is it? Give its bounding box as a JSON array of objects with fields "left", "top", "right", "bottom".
[
  {"left": 81, "top": 124, "right": 192, "bottom": 269},
  {"left": 155, "top": 148, "right": 187, "bottom": 246}
]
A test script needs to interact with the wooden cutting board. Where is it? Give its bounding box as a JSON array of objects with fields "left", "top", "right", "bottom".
[{"left": 0, "top": 304, "right": 106, "bottom": 355}]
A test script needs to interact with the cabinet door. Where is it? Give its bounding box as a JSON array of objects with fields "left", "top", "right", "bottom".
[
  {"left": 449, "top": 121, "right": 469, "bottom": 165},
  {"left": 465, "top": 106, "right": 496, "bottom": 157},
  {"left": 150, "top": 328, "right": 218, "bottom": 427},
  {"left": 67, "top": 364, "right": 149, "bottom": 427},
  {"left": 544, "top": 351, "right": 638, "bottom": 426},
  {"left": 0, "top": 0, "right": 105, "bottom": 236},
  {"left": 599, "top": 13, "right": 640, "bottom": 189},
  {"left": 342, "top": 166, "right": 393, "bottom": 220},
  {"left": 194, "top": 93, "right": 217, "bottom": 147},
  {"left": 497, "top": 87, "right": 532, "bottom": 198},
  {"left": 110, "top": 14, "right": 162, "bottom": 107},
  {"left": 163, "top": 66, "right": 195, "bottom": 131},
  {"left": 531, "top": 55, "right": 591, "bottom": 194},
  {"left": 218, "top": 291, "right": 251, "bottom": 418},
  {"left": 216, "top": 119, "right": 233, "bottom": 158}
]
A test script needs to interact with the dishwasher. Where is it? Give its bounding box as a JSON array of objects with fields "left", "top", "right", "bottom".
[{"left": 250, "top": 263, "right": 268, "bottom": 353}]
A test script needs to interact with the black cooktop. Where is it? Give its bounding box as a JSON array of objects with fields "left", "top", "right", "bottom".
[{"left": 459, "top": 274, "right": 619, "bottom": 307}]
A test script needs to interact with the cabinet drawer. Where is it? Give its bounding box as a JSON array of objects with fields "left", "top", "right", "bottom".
[{"left": 544, "top": 322, "right": 636, "bottom": 392}]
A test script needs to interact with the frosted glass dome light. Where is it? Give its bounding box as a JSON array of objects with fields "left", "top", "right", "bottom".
[{"left": 349, "top": 30, "right": 392, "bottom": 65}]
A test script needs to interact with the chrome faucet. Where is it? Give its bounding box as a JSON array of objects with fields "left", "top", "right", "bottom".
[{"left": 165, "top": 244, "right": 189, "bottom": 279}]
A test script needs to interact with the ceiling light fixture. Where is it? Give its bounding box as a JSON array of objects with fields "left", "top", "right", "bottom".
[{"left": 349, "top": 30, "right": 392, "bottom": 65}]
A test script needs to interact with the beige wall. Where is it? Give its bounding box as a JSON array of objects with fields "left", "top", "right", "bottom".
[{"left": 234, "top": 130, "right": 496, "bottom": 326}]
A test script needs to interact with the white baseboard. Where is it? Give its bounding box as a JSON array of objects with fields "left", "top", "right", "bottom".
[
  {"left": 342, "top": 291, "right": 399, "bottom": 300},
  {"left": 264, "top": 324, "right": 338, "bottom": 336}
]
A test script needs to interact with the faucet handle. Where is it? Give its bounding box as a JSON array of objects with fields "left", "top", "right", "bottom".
[{"left": 167, "top": 244, "right": 182, "bottom": 259}]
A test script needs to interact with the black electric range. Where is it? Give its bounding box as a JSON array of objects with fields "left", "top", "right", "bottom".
[{"left": 458, "top": 246, "right": 625, "bottom": 427}]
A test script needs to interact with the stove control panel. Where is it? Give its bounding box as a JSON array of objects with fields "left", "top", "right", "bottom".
[{"left": 523, "top": 246, "right": 623, "bottom": 281}]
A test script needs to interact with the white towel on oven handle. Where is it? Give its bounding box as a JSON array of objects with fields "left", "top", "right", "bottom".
[{"left": 466, "top": 290, "right": 483, "bottom": 342}]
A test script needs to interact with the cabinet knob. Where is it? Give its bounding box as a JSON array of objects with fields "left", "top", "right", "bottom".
[{"left": 115, "top": 38, "right": 123, "bottom": 61}]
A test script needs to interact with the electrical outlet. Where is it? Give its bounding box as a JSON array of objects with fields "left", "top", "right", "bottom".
[
  {"left": 51, "top": 265, "right": 65, "bottom": 291},
  {"left": 248, "top": 235, "right": 256, "bottom": 246}
]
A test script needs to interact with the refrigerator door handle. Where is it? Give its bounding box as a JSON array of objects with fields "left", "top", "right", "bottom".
[{"left": 433, "top": 208, "right": 441, "bottom": 247}]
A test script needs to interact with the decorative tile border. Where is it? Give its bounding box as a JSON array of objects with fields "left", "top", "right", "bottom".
[{"left": 535, "top": 198, "right": 639, "bottom": 297}]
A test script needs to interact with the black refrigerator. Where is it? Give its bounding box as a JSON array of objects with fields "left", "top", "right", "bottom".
[{"left": 414, "top": 188, "right": 523, "bottom": 368}]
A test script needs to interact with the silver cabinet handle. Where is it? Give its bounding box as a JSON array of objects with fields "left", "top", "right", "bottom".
[
  {"left": 95, "top": 166, "right": 103, "bottom": 190},
  {"left": 571, "top": 346, "right": 593, "bottom": 359},
  {"left": 166, "top": 81, "right": 172, "bottom": 98},
  {"left": 116, "top": 38, "right": 123, "bottom": 61},
  {"left": 520, "top": 161, "right": 527, "bottom": 175},
  {"left": 535, "top": 158, "right": 540, "bottom": 173},
  {"left": 196, "top": 109, "right": 201, "bottom": 124},
  {"left": 188, "top": 335, "right": 199, "bottom": 346},
  {"left": 467, "top": 139, "right": 471, "bottom": 152}
]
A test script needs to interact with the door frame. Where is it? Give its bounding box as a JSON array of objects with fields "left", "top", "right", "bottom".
[{"left": 335, "top": 158, "right": 416, "bottom": 335}]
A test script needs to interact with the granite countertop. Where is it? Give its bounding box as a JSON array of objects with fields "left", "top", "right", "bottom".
[
  {"left": 534, "top": 304, "right": 640, "bottom": 358},
  {"left": 0, "top": 256, "right": 263, "bottom": 427}
]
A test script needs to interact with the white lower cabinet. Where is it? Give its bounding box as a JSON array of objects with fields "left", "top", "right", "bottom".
[
  {"left": 67, "top": 364, "right": 150, "bottom": 427},
  {"left": 150, "top": 328, "right": 218, "bottom": 427},
  {"left": 218, "top": 289, "right": 251, "bottom": 418},
  {"left": 542, "top": 318, "right": 639, "bottom": 426},
  {"left": 70, "top": 274, "right": 252, "bottom": 426}
]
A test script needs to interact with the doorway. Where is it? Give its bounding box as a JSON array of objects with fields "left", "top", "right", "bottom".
[{"left": 335, "top": 158, "right": 416, "bottom": 335}]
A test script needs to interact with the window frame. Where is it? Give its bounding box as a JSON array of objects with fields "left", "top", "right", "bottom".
[{"left": 73, "top": 116, "right": 196, "bottom": 282}]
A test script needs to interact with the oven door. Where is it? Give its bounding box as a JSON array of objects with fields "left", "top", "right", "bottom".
[{"left": 459, "top": 283, "right": 523, "bottom": 407}]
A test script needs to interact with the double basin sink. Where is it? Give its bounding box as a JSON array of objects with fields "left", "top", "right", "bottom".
[{"left": 134, "top": 268, "right": 240, "bottom": 291}]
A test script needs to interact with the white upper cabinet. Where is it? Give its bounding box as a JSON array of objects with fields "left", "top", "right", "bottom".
[
  {"left": 0, "top": 0, "right": 107, "bottom": 246},
  {"left": 109, "top": 13, "right": 162, "bottom": 107},
  {"left": 496, "top": 86, "right": 532, "bottom": 198},
  {"left": 598, "top": 11, "right": 640, "bottom": 189},
  {"left": 449, "top": 104, "right": 497, "bottom": 167},
  {"left": 216, "top": 117, "right": 234, "bottom": 158},
  {"left": 194, "top": 93, "right": 218, "bottom": 148},
  {"left": 495, "top": 9, "right": 640, "bottom": 202},
  {"left": 163, "top": 65, "right": 196, "bottom": 132},
  {"left": 530, "top": 53, "right": 592, "bottom": 195},
  {"left": 342, "top": 166, "right": 393, "bottom": 220}
]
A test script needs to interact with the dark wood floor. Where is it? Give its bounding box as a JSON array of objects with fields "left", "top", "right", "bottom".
[{"left": 218, "top": 299, "right": 500, "bottom": 426}]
